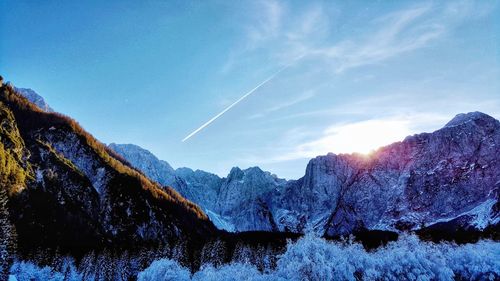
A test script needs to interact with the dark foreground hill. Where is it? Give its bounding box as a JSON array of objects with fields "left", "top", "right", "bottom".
[{"left": 0, "top": 83, "right": 220, "bottom": 270}]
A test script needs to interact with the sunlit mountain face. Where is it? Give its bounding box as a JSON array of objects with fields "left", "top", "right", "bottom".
[{"left": 1, "top": 0, "right": 499, "bottom": 280}]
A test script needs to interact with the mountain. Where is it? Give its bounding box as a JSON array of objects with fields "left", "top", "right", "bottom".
[
  {"left": 0, "top": 83, "right": 217, "bottom": 262},
  {"left": 107, "top": 144, "right": 226, "bottom": 229},
  {"left": 214, "top": 167, "right": 286, "bottom": 232},
  {"left": 278, "top": 112, "right": 499, "bottom": 236},
  {"left": 9, "top": 82, "right": 498, "bottom": 240},
  {"left": 174, "top": 167, "right": 223, "bottom": 226},
  {"left": 111, "top": 112, "right": 499, "bottom": 238},
  {"left": 107, "top": 143, "right": 180, "bottom": 188},
  {"left": 15, "top": 87, "right": 53, "bottom": 112},
  {"left": 105, "top": 143, "right": 287, "bottom": 232}
]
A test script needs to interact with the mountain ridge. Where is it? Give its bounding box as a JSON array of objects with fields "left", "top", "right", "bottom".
[
  {"left": 0, "top": 83, "right": 218, "bottom": 264},
  {"left": 110, "top": 111, "right": 499, "bottom": 236},
  {"left": 11, "top": 85, "right": 499, "bottom": 238}
]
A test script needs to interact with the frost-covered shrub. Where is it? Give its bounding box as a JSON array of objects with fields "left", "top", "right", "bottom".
[
  {"left": 193, "top": 263, "right": 266, "bottom": 281},
  {"left": 9, "top": 261, "right": 64, "bottom": 281},
  {"left": 11, "top": 235, "right": 500, "bottom": 281},
  {"left": 136, "top": 236, "right": 499, "bottom": 281},
  {"left": 440, "top": 240, "right": 500, "bottom": 280},
  {"left": 137, "top": 258, "right": 190, "bottom": 281},
  {"left": 275, "top": 234, "right": 360, "bottom": 281},
  {"left": 363, "top": 235, "right": 454, "bottom": 281}
]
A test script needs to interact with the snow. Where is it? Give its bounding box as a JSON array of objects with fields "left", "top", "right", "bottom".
[
  {"left": 205, "top": 209, "right": 235, "bottom": 232},
  {"left": 423, "top": 199, "right": 498, "bottom": 230},
  {"left": 137, "top": 259, "right": 190, "bottom": 281},
  {"left": 136, "top": 235, "right": 500, "bottom": 281},
  {"left": 35, "top": 169, "right": 44, "bottom": 184},
  {"left": 10, "top": 262, "right": 65, "bottom": 281},
  {"left": 468, "top": 199, "right": 498, "bottom": 229},
  {"left": 444, "top": 112, "right": 490, "bottom": 128},
  {"left": 9, "top": 235, "right": 500, "bottom": 280},
  {"left": 108, "top": 110, "right": 499, "bottom": 236}
]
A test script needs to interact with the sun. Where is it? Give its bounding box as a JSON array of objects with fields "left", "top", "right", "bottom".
[
  {"left": 298, "top": 119, "right": 413, "bottom": 157},
  {"left": 331, "top": 119, "right": 412, "bottom": 154}
]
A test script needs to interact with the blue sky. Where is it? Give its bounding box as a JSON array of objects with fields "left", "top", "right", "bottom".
[{"left": 1, "top": 0, "right": 499, "bottom": 179}]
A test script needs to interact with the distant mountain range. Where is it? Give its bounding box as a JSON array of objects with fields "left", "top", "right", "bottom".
[
  {"left": 109, "top": 113, "right": 500, "bottom": 237},
  {"left": 8, "top": 85, "right": 499, "bottom": 241}
]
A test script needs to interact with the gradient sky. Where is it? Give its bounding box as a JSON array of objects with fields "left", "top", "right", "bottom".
[{"left": 1, "top": 0, "right": 499, "bottom": 179}]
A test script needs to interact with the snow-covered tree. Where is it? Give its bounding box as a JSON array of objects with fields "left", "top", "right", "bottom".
[
  {"left": 137, "top": 259, "right": 190, "bottom": 281},
  {"left": 0, "top": 187, "right": 16, "bottom": 280},
  {"left": 78, "top": 251, "right": 96, "bottom": 281},
  {"left": 114, "top": 251, "right": 132, "bottom": 281},
  {"left": 9, "top": 261, "right": 64, "bottom": 281}
]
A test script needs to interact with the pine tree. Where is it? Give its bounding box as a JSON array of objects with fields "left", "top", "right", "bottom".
[
  {"left": 79, "top": 251, "right": 96, "bottom": 281},
  {"left": 0, "top": 186, "right": 16, "bottom": 280},
  {"left": 114, "top": 251, "right": 132, "bottom": 281}
]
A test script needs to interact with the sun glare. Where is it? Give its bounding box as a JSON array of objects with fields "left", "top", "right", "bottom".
[
  {"left": 329, "top": 119, "right": 412, "bottom": 154},
  {"left": 297, "top": 119, "right": 413, "bottom": 157}
]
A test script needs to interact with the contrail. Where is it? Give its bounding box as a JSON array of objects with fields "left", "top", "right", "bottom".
[{"left": 182, "top": 55, "right": 304, "bottom": 142}]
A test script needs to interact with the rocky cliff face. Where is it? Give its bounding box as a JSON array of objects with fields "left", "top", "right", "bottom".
[
  {"left": 321, "top": 112, "right": 499, "bottom": 236},
  {"left": 215, "top": 167, "right": 286, "bottom": 232},
  {"left": 276, "top": 112, "right": 499, "bottom": 236},
  {"left": 112, "top": 112, "right": 499, "bottom": 237}
]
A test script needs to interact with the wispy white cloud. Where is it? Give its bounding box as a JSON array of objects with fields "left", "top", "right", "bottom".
[
  {"left": 316, "top": 4, "right": 446, "bottom": 73},
  {"left": 211, "top": 0, "right": 498, "bottom": 170},
  {"left": 220, "top": 1, "right": 485, "bottom": 120},
  {"left": 245, "top": 0, "right": 284, "bottom": 46},
  {"left": 248, "top": 90, "right": 316, "bottom": 119},
  {"left": 229, "top": 0, "right": 494, "bottom": 73}
]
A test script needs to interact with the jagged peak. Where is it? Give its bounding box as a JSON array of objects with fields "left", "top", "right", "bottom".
[
  {"left": 176, "top": 167, "right": 221, "bottom": 180},
  {"left": 228, "top": 167, "right": 244, "bottom": 180},
  {"left": 244, "top": 166, "right": 265, "bottom": 174},
  {"left": 444, "top": 111, "right": 497, "bottom": 128},
  {"left": 228, "top": 166, "right": 270, "bottom": 179},
  {"left": 109, "top": 143, "right": 175, "bottom": 174}
]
